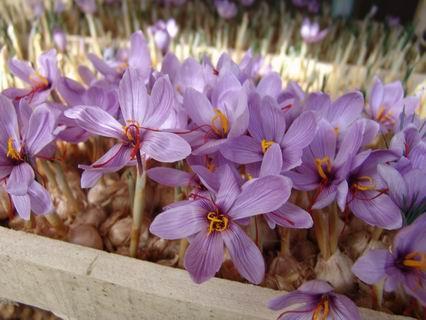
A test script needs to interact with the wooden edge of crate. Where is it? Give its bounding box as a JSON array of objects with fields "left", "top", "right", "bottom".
[{"left": 0, "top": 227, "right": 414, "bottom": 320}]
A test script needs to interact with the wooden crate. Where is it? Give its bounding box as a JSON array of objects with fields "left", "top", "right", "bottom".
[{"left": 0, "top": 227, "right": 414, "bottom": 320}]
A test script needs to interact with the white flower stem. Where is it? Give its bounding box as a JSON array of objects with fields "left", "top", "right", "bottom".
[
  {"left": 129, "top": 154, "right": 147, "bottom": 258},
  {"left": 313, "top": 210, "right": 330, "bottom": 260},
  {"left": 328, "top": 202, "right": 339, "bottom": 255}
]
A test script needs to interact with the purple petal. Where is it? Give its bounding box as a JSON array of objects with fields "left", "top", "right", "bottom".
[
  {"left": 87, "top": 53, "right": 115, "bottom": 77},
  {"left": 257, "top": 72, "right": 282, "bottom": 99},
  {"left": 286, "top": 164, "right": 319, "bottom": 191},
  {"left": 56, "top": 77, "right": 84, "bottom": 106},
  {"left": 327, "top": 92, "right": 363, "bottom": 130},
  {"left": 28, "top": 180, "right": 52, "bottom": 215},
  {"left": 149, "top": 201, "right": 207, "bottom": 239},
  {"left": 267, "top": 291, "right": 317, "bottom": 310},
  {"left": 369, "top": 77, "right": 384, "bottom": 114},
  {"left": 211, "top": 72, "right": 241, "bottom": 107},
  {"left": 6, "top": 163, "right": 35, "bottom": 195},
  {"left": 128, "top": 31, "right": 151, "bottom": 78},
  {"left": 312, "top": 184, "right": 337, "bottom": 210},
  {"left": 377, "top": 164, "right": 406, "bottom": 208},
  {"left": 118, "top": 69, "right": 149, "bottom": 123},
  {"left": 222, "top": 223, "right": 265, "bottom": 284},
  {"left": 11, "top": 194, "right": 31, "bottom": 220},
  {"left": 308, "top": 119, "right": 336, "bottom": 160},
  {"left": 183, "top": 88, "right": 215, "bottom": 126},
  {"left": 336, "top": 180, "right": 348, "bottom": 212},
  {"left": 266, "top": 202, "right": 313, "bottom": 229},
  {"left": 25, "top": 104, "right": 56, "bottom": 156},
  {"left": 281, "top": 111, "right": 316, "bottom": 149},
  {"left": 0, "top": 94, "right": 19, "bottom": 150},
  {"left": 229, "top": 175, "right": 290, "bottom": 219},
  {"left": 334, "top": 119, "right": 366, "bottom": 167},
  {"left": 8, "top": 59, "right": 35, "bottom": 84},
  {"left": 352, "top": 249, "right": 390, "bottom": 284},
  {"left": 349, "top": 192, "right": 402, "bottom": 229},
  {"left": 216, "top": 165, "right": 240, "bottom": 213},
  {"left": 298, "top": 280, "right": 333, "bottom": 294},
  {"left": 81, "top": 171, "right": 103, "bottom": 189},
  {"left": 330, "top": 294, "right": 361, "bottom": 320},
  {"left": 147, "top": 167, "right": 193, "bottom": 187},
  {"left": 221, "top": 135, "right": 262, "bottom": 164},
  {"left": 38, "top": 49, "right": 58, "bottom": 84},
  {"left": 144, "top": 76, "right": 174, "bottom": 128},
  {"left": 192, "top": 138, "right": 227, "bottom": 155},
  {"left": 184, "top": 230, "right": 224, "bottom": 284},
  {"left": 141, "top": 131, "right": 191, "bottom": 162},
  {"left": 176, "top": 58, "right": 205, "bottom": 93},
  {"left": 259, "top": 143, "right": 283, "bottom": 176},
  {"left": 190, "top": 165, "right": 220, "bottom": 193},
  {"left": 64, "top": 106, "right": 124, "bottom": 139}
]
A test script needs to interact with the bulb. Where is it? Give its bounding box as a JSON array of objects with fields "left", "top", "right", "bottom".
[{"left": 68, "top": 225, "right": 103, "bottom": 250}]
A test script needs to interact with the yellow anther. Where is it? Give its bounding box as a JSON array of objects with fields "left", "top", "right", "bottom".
[
  {"left": 261, "top": 139, "right": 274, "bottom": 154},
  {"left": 246, "top": 173, "right": 253, "bottom": 181},
  {"left": 207, "top": 211, "right": 229, "bottom": 234},
  {"left": 123, "top": 121, "right": 141, "bottom": 142},
  {"left": 334, "top": 127, "right": 340, "bottom": 136},
  {"left": 314, "top": 156, "right": 332, "bottom": 181},
  {"left": 29, "top": 72, "right": 49, "bottom": 87},
  {"left": 115, "top": 62, "right": 128, "bottom": 73},
  {"left": 352, "top": 176, "right": 376, "bottom": 191},
  {"left": 403, "top": 252, "right": 426, "bottom": 271},
  {"left": 376, "top": 106, "right": 395, "bottom": 125},
  {"left": 6, "top": 137, "right": 22, "bottom": 161},
  {"left": 312, "top": 297, "right": 330, "bottom": 320},
  {"left": 211, "top": 109, "right": 229, "bottom": 137}
]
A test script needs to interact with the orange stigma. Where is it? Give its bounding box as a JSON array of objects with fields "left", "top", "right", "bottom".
[
  {"left": 6, "top": 137, "right": 22, "bottom": 161},
  {"left": 207, "top": 211, "right": 229, "bottom": 234},
  {"left": 123, "top": 121, "right": 141, "bottom": 159},
  {"left": 211, "top": 109, "right": 229, "bottom": 137},
  {"left": 29, "top": 72, "right": 49, "bottom": 88},
  {"left": 312, "top": 296, "right": 330, "bottom": 320},
  {"left": 403, "top": 252, "right": 426, "bottom": 271},
  {"left": 376, "top": 106, "right": 395, "bottom": 126},
  {"left": 315, "top": 156, "right": 332, "bottom": 181},
  {"left": 261, "top": 139, "right": 274, "bottom": 154},
  {"left": 352, "top": 176, "right": 376, "bottom": 191}
]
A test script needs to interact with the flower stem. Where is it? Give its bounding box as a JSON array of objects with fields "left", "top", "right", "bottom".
[
  {"left": 313, "top": 210, "right": 330, "bottom": 260},
  {"left": 328, "top": 202, "right": 339, "bottom": 255},
  {"left": 51, "top": 162, "right": 80, "bottom": 216},
  {"left": 279, "top": 227, "right": 291, "bottom": 257},
  {"left": 129, "top": 153, "right": 147, "bottom": 258}
]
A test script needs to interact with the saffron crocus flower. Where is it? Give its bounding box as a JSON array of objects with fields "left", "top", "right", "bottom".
[
  {"left": 183, "top": 72, "right": 248, "bottom": 155},
  {"left": 352, "top": 214, "right": 426, "bottom": 305},
  {"left": 150, "top": 165, "right": 290, "bottom": 284},
  {"left": 288, "top": 119, "right": 368, "bottom": 210},
  {"left": 342, "top": 149, "right": 403, "bottom": 229},
  {"left": 149, "top": 19, "right": 178, "bottom": 55},
  {"left": 214, "top": 0, "right": 238, "bottom": 19},
  {"left": 65, "top": 69, "right": 191, "bottom": 188},
  {"left": 3, "top": 49, "right": 59, "bottom": 105},
  {"left": 378, "top": 164, "right": 426, "bottom": 225},
  {"left": 268, "top": 280, "right": 361, "bottom": 319},
  {"left": 0, "top": 95, "right": 56, "bottom": 219},
  {"left": 300, "top": 18, "right": 328, "bottom": 44},
  {"left": 367, "top": 77, "right": 419, "bottom": 132},
  {"left": 222, "top": 95, "right": 316, "bottom": 172},
  {"left": 52, "top": 27, "right": 67, "bottom": 52},
  {"left": 390, "top": 124, "right": 426, "bottom": 172}
]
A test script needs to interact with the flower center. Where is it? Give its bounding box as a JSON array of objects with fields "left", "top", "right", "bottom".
[
  {"left": 123, "top": 122, "right": 141, "bottom": 159},
  {"left": 376, "top": 106, "right": 395, "bottom": 126},
  {"left": 29, "top": 72, "right": 49, "bottom": 88},
  {"left": 312, "top": 296, "right": 330, "bottom": 320},
  {"left": 352, "top": 176, "right": 375, "bottom": 191},
  {"left": 6, "top": 137, "right": 22, "bottom": 161},
  {"left": 261, "top": 139, "right": 274, "bottom": 154},
  {"left": 315, "top": 156, "right": 332, "bottom": 181},
  {"left": 211, "top": 109, "right": 229, "bottom": 137},
  {"left": 207, "top": 211, "right": 229, "bottom": 234},
  {"left": 402, "top": 252, "right": 426, "bottom": 271}
]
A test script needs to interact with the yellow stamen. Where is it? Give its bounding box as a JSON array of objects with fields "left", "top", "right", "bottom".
[
  {"left": 115, "top": 62, "right": 128, "bottom": 73},
  {"left": 29, "top": 72, "right": 49, "bottom": 87},
  {"left": 206, "top": 158, "right": 216, "bottom": 172},
  {"left": 376, "top": 106, "right": 395, "bottom": 125},
  {"left": 334, "top": 127, "right": 339, "bottom": 136},
  {"left": 261, "top": 139, "right": 274, "bottom": 154},
  {"left": 403, "top": 252, "right": 426, "bottom": 271},
  {"left": 6, "top": 137, "right": 22, "bottom": 161},
  {"left": 207, "top": 211, "right": 229, "bottom": 234},
  {"left": 314, "top": 156, "right": 332, "bottom": 180},
  {"left": 123, "top": 121, "right": 141, "bottom": 142},
  {"left": 312, "top": 297, "right": 330, "bottom": 320},
  {"left": 211, "top": 109, "right": 229, "bottom": 136},
  {"left": 246, "top": 173, "right": 253, "bottom": 180},
  {"left": 352, "top": 176, "right": 376, "bottom": 191}
]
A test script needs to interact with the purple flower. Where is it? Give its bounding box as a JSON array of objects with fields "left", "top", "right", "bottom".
[
  {"left": 0, "top": 95, "right": 56, "bottom": 220},
  {"left": 149, "top": 19, "right": 178, "bottom": 55},
  {"left": 300, "top": 18, "right": 328, "bottom": 43},
  {"left": 150, "top": 165, "right": 290, "bottom": 284},
  {"left": 75, "top": 0, "right": 96, "bottom": 14},
  {"left": 3, "top": 50, "right": 59, "bottom": 106},
  {"left": 268, "top": 280, "right": 361, "bottom": 319},
  {"left": 288, "top": 119, "right": 370, "bottom": 210},
  {"left": 378, "top": 164, "right": 426, "bottom": 225},
  {"left": 65, "top": 69, "right": 191, "bottom": 188},
  {"left": 183, "top": 72, "right": 248, "bottom": 155},
  {"left": 87, "top": 31, "right": 151, "bottom": 84},
  {"left": 222, "top": 95, "right": 316, "bottom": 172},
  {"left": 214, "top": 0, "right": 238, "bottom": 19},
  {"left": 352, "top": 214, "right": 426, "bottom": 305},
  {"left": 367, "top": 77, "right": 419, "bottom": 132},
  {"left": 52, "top": 27, "right": 67, "bottom": 52}
]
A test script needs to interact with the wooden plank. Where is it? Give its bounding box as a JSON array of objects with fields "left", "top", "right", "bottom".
[{"left": 0, "top": 227, "right": 413, "bottom": 320}]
